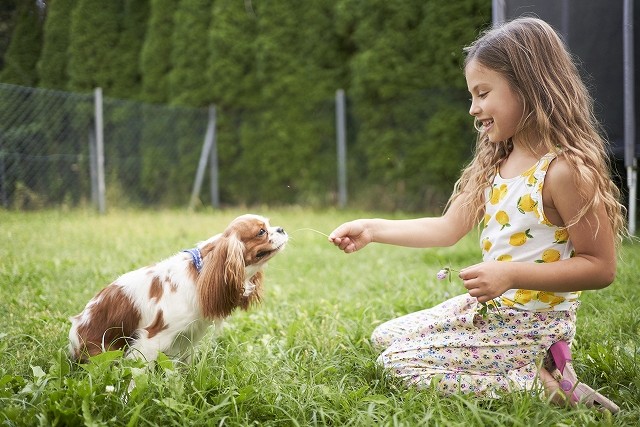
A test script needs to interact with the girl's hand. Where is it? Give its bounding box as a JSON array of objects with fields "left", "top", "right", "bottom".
[
  {"left": 458, "top": 261, "right": 513, "bottom": 303},
  {"left": 328, "top": 220, "right": 372, "bottom": 253}
]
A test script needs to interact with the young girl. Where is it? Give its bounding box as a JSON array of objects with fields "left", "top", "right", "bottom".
[{"left": 329, "top": 17, "right": 626, "bottom": 412}]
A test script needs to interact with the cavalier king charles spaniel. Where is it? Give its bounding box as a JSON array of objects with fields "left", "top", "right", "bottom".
[{"left": 69, "top": 214, "right": 287, "bottom": 362}]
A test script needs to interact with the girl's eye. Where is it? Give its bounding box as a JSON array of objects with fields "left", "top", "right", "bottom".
[
  {"left": 257, "top": 228, "right": 267, "bottom": 237},
  {"left": 469, "top": 92, "right": 487, "bottom": 103}
]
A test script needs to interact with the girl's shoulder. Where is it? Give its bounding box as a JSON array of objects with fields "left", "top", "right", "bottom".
[
  {"left": 541, "top": 153, "right": 581, "bottom": 226},
  {"left": 544, "top": 153, "right": 574, "bottom": 190}
]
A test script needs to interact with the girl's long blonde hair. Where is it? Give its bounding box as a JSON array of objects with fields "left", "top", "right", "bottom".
[{"left": 451, "top": 17, "right": 627, "bottom": 243}]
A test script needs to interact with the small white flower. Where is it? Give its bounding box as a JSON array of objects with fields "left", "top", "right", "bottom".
[{"left": 105, "top": 385, "right": 115, "bottom": 393}]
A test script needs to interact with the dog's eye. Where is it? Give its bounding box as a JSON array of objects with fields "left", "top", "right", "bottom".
[{"left": 257, "top": 228, "right": 267, "bottom": 237}]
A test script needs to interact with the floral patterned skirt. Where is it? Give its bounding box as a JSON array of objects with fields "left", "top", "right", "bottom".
[{"left": 371, "top": 294, "right": 578, "bottom": 396}]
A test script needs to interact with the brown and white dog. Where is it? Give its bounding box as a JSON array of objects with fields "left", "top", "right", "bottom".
[{"left": 68, "top": 214, "right": 287, "bottom": 362}]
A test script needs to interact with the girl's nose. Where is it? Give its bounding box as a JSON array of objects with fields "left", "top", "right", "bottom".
[{"left": 469, "top": 100, "right": 480, "bottom": 116}]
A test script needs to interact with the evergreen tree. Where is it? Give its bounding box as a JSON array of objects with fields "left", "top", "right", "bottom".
[
  {"left": 36, "top": 0, "right": 85, "bottom": 205},
  {"left": 102, "top": 1, "right": 150, "bottom": 204},
  {"left": 209, "top": 0, "right": 258, "bottom": 109},
  {"left": 139, "top": 1, "right": 180, "bottom": 203},
  {"left": 208, "top": 0, "right": 259, "bottom": 204},
  {"left": 403, "top": 1, "right": 491, "bottom": 209},
  {"left": 67, "top": 0, "right": 123, "bottom": 93},
  {"left": 140, "top": 0, "right": 178, "bottom": 105},
  {"left": 169, "top": 0, "right": 214, "bottom": 107},
  {"left": 0, "top": 1, "right": 44, "bottom": 86},
  {"left": 168, "top": 0, "right": 215, "bottom": 204},
  {"left": 340, "top": 0, "right": 490, "bottom": 210},
  {"left": 240, "top": 0, "right": 344, "bottom": 205},
  {"left": 0, "top": 1, "right": 17, "bottom": 71},
  {"left": 339, "top": 0, "right": 427, "bottom": 209},
  {"left": 37, "top": 0, "right": 75, "bottom": 90},
  {"left": 422, "top": 1, "right": 490, "bottom": 91},
  {"left": 110, "top": 0, "right": 150, "bottom": 100}
]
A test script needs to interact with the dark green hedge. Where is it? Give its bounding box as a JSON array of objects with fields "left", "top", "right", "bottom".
[{"left": 0, "top": 0, "right": 491, "bottom": 211}]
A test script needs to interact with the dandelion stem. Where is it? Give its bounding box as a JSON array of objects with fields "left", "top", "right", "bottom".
[{"left": 292, "top": 228, "right": 331, "bottom": 238}]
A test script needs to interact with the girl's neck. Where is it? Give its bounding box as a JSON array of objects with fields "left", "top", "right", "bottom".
[{"left": 499, "top": 137, "right": 547, "bottom": 178}]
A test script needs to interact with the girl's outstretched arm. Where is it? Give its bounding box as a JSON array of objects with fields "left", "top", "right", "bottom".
[{"left": 329, "top": 195, "right": 476, "bottom": 253}]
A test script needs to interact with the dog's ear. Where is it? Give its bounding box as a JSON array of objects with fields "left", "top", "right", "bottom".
[
  {"left": 240, "top": 270, "right": 263, "bottom": 310},
  {"left": 197, "top": 235, "right": 245, "bottom": 319}
]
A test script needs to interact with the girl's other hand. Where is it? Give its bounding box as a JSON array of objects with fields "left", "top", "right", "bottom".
[
  {"left": 459, "top": 261, "right": 513, "bottom": 303},
  {"left": 328, "top": 220, "right": 372, "bottom": 253}
]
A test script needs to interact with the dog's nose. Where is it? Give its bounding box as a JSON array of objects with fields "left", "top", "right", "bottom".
[{"left": 276, "top": 227, "right": 286, "bottom": 234}]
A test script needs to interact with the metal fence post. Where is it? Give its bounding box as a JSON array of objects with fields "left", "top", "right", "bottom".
[
  {"left": 336, "top": 89, "right": 347, "bottom": 208},
  {"left": 0, "top": 145, "right": 6, "bottom": 208},
  {"left": 94, "top": 87, "right": 106, "bottom": 214},
  {"left": 624, "top": 0, "right": 637, "bottom": 235},
  {"left": 208, "top": 106, "right": 219, "bottom": 208},
  {"left": 89, "top": 128, "right": 97, "bottom": 206},
  {"left": 190, "top": 104, "right": 217, "bottom": 210}
]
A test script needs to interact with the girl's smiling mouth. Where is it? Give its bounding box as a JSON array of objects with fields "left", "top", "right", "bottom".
[{"left": 477, "top": 118, "right": 494, "bottom": 132}]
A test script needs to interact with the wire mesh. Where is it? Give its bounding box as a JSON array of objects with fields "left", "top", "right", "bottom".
[{"left": 0, "top": 83, "right": 209, "bottom": 209}]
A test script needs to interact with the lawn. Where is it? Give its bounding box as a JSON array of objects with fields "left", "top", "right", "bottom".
[{"left": 0, "top": 208, "right": 638, "bottom": 426}]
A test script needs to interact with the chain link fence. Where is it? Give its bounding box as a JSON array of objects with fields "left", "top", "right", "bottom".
[
  {"left": 0, "top": 82, "right": 210, "bottom": 210},
  {"left": 1, "top": 82, "right": 473, "bottom": 213}
]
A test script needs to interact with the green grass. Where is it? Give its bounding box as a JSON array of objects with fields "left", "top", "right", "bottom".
[{"left": 0, "top": 208, "right": 638, "bottom": 426}]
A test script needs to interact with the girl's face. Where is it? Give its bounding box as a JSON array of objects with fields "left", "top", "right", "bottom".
[{"left": 465, "top": 60, "right": 525, "bottom": 143}]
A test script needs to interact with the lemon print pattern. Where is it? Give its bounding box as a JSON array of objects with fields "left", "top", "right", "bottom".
[
  {"left": 536, "top": 249, "right": 561, "bottom": 263},
  {"left": 495, "top": 210, "right": 510, "bottom": 230},
  {"left": 481, "top": 237, "right": 492, "bottom": 252},
  {"left": 554, "top": 228, "right": 569, "bottom": 244},
  {"left": 514, "top": 289, "right": 536, "bottom": 305},
  {"left": 538, "top": 291, "right": 565, "bottom": 306},
  {"left": 501, "top": 298, "right": 515, "bottom": 307},
  {"left": 489, "top": 184, "right": 508, "bottom": 205},
  {"left": 509, "top": 229, "right": 533, "bottom": 246},
  {"left": 517, "top": 193, "right": 537, "bottom": 214},
  {"left": 539, "top": 157, "right": 551, "bottom": 171},
  {"left": 504, "top": 289, "right": 567, "bottom": 308},
  {"left": 480, "top": 151, "right": 580, "bottom": 311},
  {"left": 522, "top": 169, "right": 538, "bottom": 187}
]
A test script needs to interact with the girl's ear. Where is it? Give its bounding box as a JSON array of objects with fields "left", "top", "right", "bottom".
[{"left": 197, "top": 235, "right": 245, "bottom": 319}]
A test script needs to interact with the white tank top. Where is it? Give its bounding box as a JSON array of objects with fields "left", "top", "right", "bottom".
[{"left": 480, "top": 151, "right": 580, "bottom": 311}]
